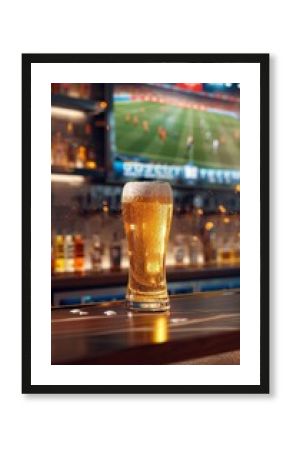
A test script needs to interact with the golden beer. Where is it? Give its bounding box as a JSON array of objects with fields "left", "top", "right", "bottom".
[{"left": 122, "top": 181, "right": 173, "bottom": 311}]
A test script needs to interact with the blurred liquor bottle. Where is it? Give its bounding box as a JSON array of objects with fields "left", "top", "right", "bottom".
[
  {"left": 64, "top": 235, "right": 75, "bottom": 272},
  {"left": 203, "top": 220, "right": 217, "bottom": 264},
  {"left": 110, "top": 232, "right": 122, "bottom": 271},
  {"left": 79, "top": 83, "right": 91, "bottom": 99},
  {"left": 188, "top": 235, "right": 204, "bottom": 266},
  {"left": 51, "top": 131, "right": 68, "bottom": 167},
  {"left": 173, "top": 234, "right": 186, "bottom": 265},
  {"left": 66, "top": 122, "right": 77, "bottom": 168},
  {"left": 84, "top": 123, "right": 97, "bottom": 169},
  {"left": 90, "top": 234, "right": 103, "bottom": 271},
  {"left": 75, "top": 145, "right": 87, "bottom": 168},
  {"left": 53, "top": 235, "right": 65, "bottom": 273},
  {"left": 217, "top": 216, "right": 240, "bottom": 264},
  {"left": 74, "top": 234, "right": 85, "bottom": 272},
  {"left": 233, "top": 230, "right": 240, "bottom": 263}
]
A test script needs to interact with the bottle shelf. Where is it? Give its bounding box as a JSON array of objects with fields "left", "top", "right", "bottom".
[
  {"left": 51, "top": 264, "right": 240, "bottom": 292},
  {"left": 51, "top": 94, "right": 106, "bottom": 115},
  {"left": 51, "top": 165, "right": 105, "bottom": 180}
]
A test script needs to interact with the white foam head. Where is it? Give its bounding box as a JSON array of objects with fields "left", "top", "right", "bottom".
[{"left": 122, "top": 181, "right": 173, "bottom": 202}]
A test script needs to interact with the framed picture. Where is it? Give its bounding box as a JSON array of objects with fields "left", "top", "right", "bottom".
[{"left": 22, "top": 53, "right": 269, "bottom": 394}]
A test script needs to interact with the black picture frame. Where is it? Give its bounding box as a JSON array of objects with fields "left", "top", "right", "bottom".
[{"left": 22, "top": 53, "right": 269, "bottom": 394}]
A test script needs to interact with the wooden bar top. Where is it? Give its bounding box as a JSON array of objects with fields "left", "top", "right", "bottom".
[{"left": 52, "top": 289, "right": 240, "bottom": 365}]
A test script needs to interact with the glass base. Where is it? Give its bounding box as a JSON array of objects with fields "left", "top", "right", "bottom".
[{"left": 125, "top": 298, "right": 170, "bottom": 312}]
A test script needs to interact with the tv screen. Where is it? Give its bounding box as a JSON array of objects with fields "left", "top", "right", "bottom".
[{"left": 110, "top": 83, "right": 240, "bottom": 186}]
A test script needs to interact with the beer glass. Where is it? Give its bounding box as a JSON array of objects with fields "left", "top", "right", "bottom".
[{"left": 122, "top": 181, "right": 173, "bottom": 311}]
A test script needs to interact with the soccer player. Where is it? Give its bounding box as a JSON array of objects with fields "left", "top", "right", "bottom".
[
  {"left": 186, "top": 135, "right": 195, "bottom": 162},
  {"left": 205, "top": 130, "right": 212, "bottom": 141},
  {"left": 212, "top": 138, "right": 219, "bottom": 153},
  {"left": 158, "top": 126, "right": 167, "bottom": 142},
  {"left": 186, "top": 135, "right": 194, "bottom": 150},
  {"left": 142, "top": 120, "right": 149, "bottom": 132}
]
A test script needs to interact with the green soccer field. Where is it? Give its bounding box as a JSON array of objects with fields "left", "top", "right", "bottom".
[{"left": 114, "top": 100, "right": 240, "bottom": 169}]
